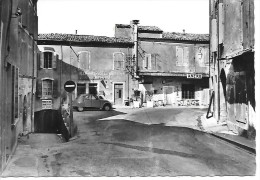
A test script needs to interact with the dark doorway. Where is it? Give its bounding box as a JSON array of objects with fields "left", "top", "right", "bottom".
[
  {"left": 77, "top": 83, "right": 86, "bottom": 96},
  {"left": 89, "top": 83, "right": 97, "bottom": 95},
  {"left": 23, "top": 95, "right": 27, "bottom": 131},
  {"left": 114, "top": 83, "right": 123, "bottom": 105}
]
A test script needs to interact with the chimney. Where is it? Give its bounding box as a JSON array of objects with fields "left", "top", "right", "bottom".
[
  {"left": 75, "top": 30, "right": 77, "bottom": 34},
  {"left": 183, "top": 29, "right": 186, "bottom": 34}
]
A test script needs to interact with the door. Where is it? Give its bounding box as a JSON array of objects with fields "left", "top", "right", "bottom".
[
  {"left": 89, "top": 83, "right": 97, "bottom": 95},
  {"left": 91, "top": 95, "right": 101, "bottom": 108},
  {"left": 163, "top": 86, "right": 174, "bottom": 105},
  {"left": 77, "top": 83, "right": 86, "bottom": 96},
  {"left": 114, "top": 84, "right": 123, "bottom": 105},
  {"left": 83, "top": 94, "right": 91, "bottom": 107}
]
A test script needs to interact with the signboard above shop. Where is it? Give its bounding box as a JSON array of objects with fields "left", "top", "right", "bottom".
[{"left": 186, "top": 74, "right": 202, "bottom": 79}]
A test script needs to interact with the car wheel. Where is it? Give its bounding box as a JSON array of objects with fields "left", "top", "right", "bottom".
[
  {"left": 103, "top": 104, "right": 111, "bottom": 111},
  {"left": 77, "top": 107, "right": 84, "bottom": 112}
]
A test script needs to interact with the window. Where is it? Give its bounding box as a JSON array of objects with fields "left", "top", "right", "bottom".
[
  {"left": 44, "top": 52, "right": 52, "bottom": 68},
  {"left": 42, "top": 100, "right": 52, "bottom": 109},
  {"left": 113, "top": 53, "right": 124, "bottom": 70},
  {"left": 143, "top": 54, "right": 152, "bottom": 70},
  {"left": 89, "top": 83, "right": 98, "bottom": 95},
  {"left": 78, "top": 51, "right": 90, "bottom": 70},
  {"left": 176, "top": 46, "right": 189, "bottom": 66},
  {"left": 42, "top": 79, "right": 53, "bottom": 98},
  {"left": 197, "top": 47, "right": 209, "bottom": 65},
  {"left": 182, "top": 84, "right": 195, "bottom": 99}
]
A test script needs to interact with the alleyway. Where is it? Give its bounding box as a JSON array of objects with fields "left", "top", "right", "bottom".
[{"left": 2, "top": 107, "right": 256, "bottom": 176}]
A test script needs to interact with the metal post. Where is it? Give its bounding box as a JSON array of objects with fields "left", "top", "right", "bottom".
[{"left": 69, "top": 92, "right": 73, "bottom": 137}]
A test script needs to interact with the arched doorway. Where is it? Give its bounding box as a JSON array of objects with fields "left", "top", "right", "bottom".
[{"left": 23, "top": 95, "right": 27, "bottom": 132}]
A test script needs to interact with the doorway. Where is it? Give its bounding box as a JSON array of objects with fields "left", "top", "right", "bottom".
[
  {"left": 77, "top": 83, "right": 86, "bottom": 96},
  {"left": 114, "top": 83, "right": 123, "bottom": 105},
  {"left": 23, "top": 95, "right": 27, "bottom": 132},
  {"left": 163, "top": 86, "right": 175, "bottom": 105},
  {"left": 89, "top": 83, "right": 97, "bottom": 95}
]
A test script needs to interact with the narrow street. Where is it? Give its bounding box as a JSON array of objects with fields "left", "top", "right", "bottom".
[{"left": 3, "top": 107, "right": 256, "bottom": 176}]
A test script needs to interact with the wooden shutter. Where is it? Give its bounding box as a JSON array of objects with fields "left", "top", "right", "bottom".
[
  {"left": 39, "top": 52, "right": 44, "bottom": 69},
  {"left": 147, "top": 54, "right": 152, "bottom": 70},
  {"left": 218, "top": 3, "right": 224, "bottom": 44},
  {"left": 36, "top": 79, "right": 42, "bottom": 98},
  {"left": 184, "top": 47, "right": 189, "bottom": 65},
  {"left": 143, "top": 57, "right": 146, "bottom": 69},
  {"left": 52, "top": 52, "right": 56, "bottom": 69},
  {"left": 211, "top": 19, "right": 217, "bottom": 52},
  {"left": 176, "top": 46, "right": 183, "bottom": 65},
  {"left": 52, "top": 79, "right": 59, "bottom": 98},
  {"left": 19, "top": 0, "right": 28, "bottom": 28}
]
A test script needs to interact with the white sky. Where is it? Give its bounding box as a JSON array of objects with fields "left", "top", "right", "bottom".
[{"left": 37, "top": 0, "right": 209, "bottom": 36}]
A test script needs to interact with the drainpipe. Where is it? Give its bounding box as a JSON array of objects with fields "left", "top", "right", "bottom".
[
  {"left": 31, "top": 36, "right": 35, "bottom": 132},
  {"left": 131, "top": 20, "right": 139, "bottom": 79}
]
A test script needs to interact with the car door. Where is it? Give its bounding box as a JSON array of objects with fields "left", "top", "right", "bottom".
[
  {"left": 83, "top": 94, "right": 91, "bottom": 107},
  {"left": 91, "top": 95, "right": 101, "bottom": 108}
]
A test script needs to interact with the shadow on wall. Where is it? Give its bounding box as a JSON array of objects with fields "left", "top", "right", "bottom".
[{"left": 34, "top": 109, "right": 70, "bottom": 141}]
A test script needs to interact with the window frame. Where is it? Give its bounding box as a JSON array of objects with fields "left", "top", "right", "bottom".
[
  {"left": 43, "top": 51, "right": 53, "bottom": 69},
  {"left": 113, "top": 52, "right": 125, "bottom": 70},
  {"left": 143, "top": 53, "right": 152, "bottom": 70},
  {"left": 78, "top": 51, "right": 91, "bottom": 70},
  {"left": 176, "top": 46, "right": 189, "bottom": 67},
  {"left": 41, "top": 78, "right": 54, "bottom": 99},
  {"left": 181, "top": 84, "right": 195, "bottom": 99}
]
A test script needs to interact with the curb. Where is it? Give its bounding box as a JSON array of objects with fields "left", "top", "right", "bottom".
[{"left": 209, "top": 133, "right": 256, "bottom": 155}]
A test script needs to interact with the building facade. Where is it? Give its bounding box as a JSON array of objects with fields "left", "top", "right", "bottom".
[
  {"left": 0, "top": 0, "right": 38, "bottom": 172},
  {"left": 209, "top": 0, "right": 255, "bottom": 138},
  {"left": 35, "top": 33, "right": 136, "bottom": 131},
  {"left": 115, "top": 21, "right": 210, "bottom": 107}
]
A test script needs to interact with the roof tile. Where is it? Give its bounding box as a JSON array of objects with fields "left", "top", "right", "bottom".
[{"left": 38, "top": 33, "right": 133, "bottom": 44}]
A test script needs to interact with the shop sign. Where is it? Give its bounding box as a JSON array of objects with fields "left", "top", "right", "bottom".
[{"left": 186, "top": 74, "right": 202, "bottom": 79}]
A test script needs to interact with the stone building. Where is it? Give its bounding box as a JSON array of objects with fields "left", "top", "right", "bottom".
[
  {"left": 0, "top": 0, "right": 38, "bottom": 172},
  {"left": 115, "top": 21, "right": 210, "bottom": 107},
  {"left": 209, "top": 0, "right": 255, "bottom": 138},
  {"left": 35, "top": 33, "right": 136, "bottom": 131}
]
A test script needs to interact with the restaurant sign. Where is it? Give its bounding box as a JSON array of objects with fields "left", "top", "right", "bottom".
[{"left": 186, "top": 74, "right": 202, "bottom": 79}]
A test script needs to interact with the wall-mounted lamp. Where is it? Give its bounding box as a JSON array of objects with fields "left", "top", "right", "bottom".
[{"left": 12, "top": 7, "right": 22, "bottom": 18}]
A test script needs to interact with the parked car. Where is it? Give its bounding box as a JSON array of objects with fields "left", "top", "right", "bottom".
[{"left": 72, "top": 94, "right": 112, "bottom": 111}]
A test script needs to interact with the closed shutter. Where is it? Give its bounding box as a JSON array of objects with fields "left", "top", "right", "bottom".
[
  {"left": 39, "top": 52, "right": 44, "bottom": 69},
  {"left": 211, "top": 19, "right": 217, "bottom": 52},
  {"left": 52, "top": 52, "right": 56, "bottom": 69},
  {"left": 147, "top": 54, "right": 152, "bottom": 70},
  {"left": 218, "top": 3, "right": 224, "bottom": 44},
  {"left": 19, "top": 0, "right": 28, "bottom": 28},
  {"left": 176, "top": 46, "right": 183, "bottom": 65},
  {"left": 184, "top": 47, "right": 189, "bottom": 65},
  {"left": 52, "top": 79, "right": 59, "bottom": 98},
  {"left": 143, "top": 57, "right": 146, "bottom": 69},
  {"left": 36, "top": 79, "right": 42, "bottom": 98},
  {"left": 204, "top": 48, "right": 209, "bottom": 65}
]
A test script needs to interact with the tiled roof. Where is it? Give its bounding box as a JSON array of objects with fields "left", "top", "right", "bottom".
[
  {"left": 115, "top": 24, "right": 163, "bottom": 32},
  {"left": 162, "top": 32, "right": 209, "bottom": 41},
  {"left": 38, "top": 33, "right": 133, "bottom": 44}
]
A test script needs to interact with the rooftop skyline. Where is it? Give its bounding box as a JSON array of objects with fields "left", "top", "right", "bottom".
[{"left": 37, "top": 0, "right": 210, "bottom": 37}]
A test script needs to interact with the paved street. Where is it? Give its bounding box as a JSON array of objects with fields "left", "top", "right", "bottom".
[{"left": 2, "top": 107, "right": 256, "bottom": 176}]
